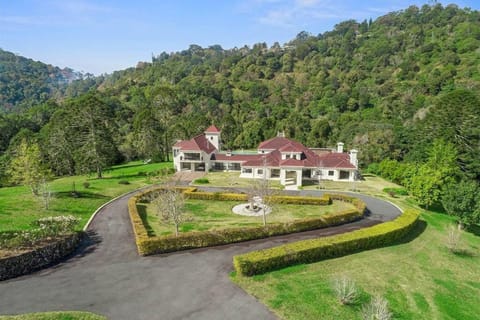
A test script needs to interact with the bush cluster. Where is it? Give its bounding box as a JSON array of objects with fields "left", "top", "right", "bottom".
[
  {"left": 383, "top": 187, "right": 408, "bottom": 197},
  {"left": 128, "top": 187, "right": 366, "bottom": 256},
  {"left": 233, "top": 209, "right": 419, "bottom": 276},
  {"left": 0, "top": 215, "right": 79, "bottom": 249},
  {"left": 193, "top": 178, "right": 210, "bottom": 184}
]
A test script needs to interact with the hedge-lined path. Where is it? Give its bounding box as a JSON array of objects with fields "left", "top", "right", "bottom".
[{"left": 0, "top": 188, "right": 401, "bottom": 320}]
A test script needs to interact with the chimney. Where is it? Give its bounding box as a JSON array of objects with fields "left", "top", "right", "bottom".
[
  {"left": 337, "top": 142, "right": 344, "bottom": 153},
  {"left": 226, "top": 150, "right": 232, "bottom": 157},
  {"left": 350, "top": 149, "right": 358, "bottom": 168}
]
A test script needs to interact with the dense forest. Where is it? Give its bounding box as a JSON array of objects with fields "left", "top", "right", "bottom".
[
  {"left": 0, "top": 49, "right": 96, "bottom": 112},
  {"left": 1, "top": 3, "right": 479, "bottom": 216}
]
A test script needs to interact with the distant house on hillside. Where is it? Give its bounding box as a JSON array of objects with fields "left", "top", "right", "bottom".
[{"left": 173, "top": 126, "right": 358, "bottom": 187}]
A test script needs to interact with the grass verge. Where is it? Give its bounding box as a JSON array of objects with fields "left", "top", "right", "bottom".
[{"left": 0, "top": 311, "right": 106, "bottom": 320}]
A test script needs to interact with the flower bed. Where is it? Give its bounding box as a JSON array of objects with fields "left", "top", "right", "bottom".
[{"left": 0, "top": 232, "right": 82, "bottom": 281}]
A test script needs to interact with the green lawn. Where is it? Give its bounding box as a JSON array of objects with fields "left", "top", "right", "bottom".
[
  {"left": 191, "top": 172, "right": 283, "bottom": 189},
  {"left": 139, "top": 199, "right": 355, "bottom": 236},
  {"left": 0, "top": 311, "right": 106, "bottom": 320},
  {"left": 231, "top": 196, "right": 480, "bottom": 320},
  {"left": 0, "top": 161, "right": 173, "bottom": 232},
  {"left": 303, "top": 174, "right": 403, "bottom": 195}
]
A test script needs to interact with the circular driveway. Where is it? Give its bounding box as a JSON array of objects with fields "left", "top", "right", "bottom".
[{"left": 0, "top": 189, "right": 401, "bottom": 319}]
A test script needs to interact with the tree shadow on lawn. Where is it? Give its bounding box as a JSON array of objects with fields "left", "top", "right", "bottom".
[
  {"left": 466, "top": 224, "right": 480, "bottom": 237},
  {"left": 136, "top": 204, "right": 156, "bottom": 237},
  {"left": 54, "top": 191, "right": 110, "bottom": 200}
]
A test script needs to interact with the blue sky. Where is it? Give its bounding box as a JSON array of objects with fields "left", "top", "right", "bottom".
[{"left": 1, "top": 0, "right": 479, "bottom": 74}]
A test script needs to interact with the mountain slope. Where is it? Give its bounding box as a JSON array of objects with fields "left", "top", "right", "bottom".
[
  {"left": 0, "top": 49, "right": 81, "bottom": 112},
  {"left": 92, "top": 4, "right": 480, "bottom": 161}
]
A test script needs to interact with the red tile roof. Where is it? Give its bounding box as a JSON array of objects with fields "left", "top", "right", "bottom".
[
  {"left": 204, "top": 125, "right": 221, "bottom": 133},
  {"left": 173, "top": 134, "right": 217, "bottom": 153},
  {"left": 278, "top": 142, "right": 305, "bottom": 153},
  {"left": 317, "top": 153, "right": 356, "bottom": 169},
  {"left": 258, "top": 137, "right": 303, "bottom": 150},
  {"left": 211, "top": 153, "right": 260, "bottom": 162},
  {"left": 242, "top": 150, "right": 281, "bottom": 167}
]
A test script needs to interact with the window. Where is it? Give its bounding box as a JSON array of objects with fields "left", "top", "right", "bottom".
[
  {"left": 286, "top": 154, "right": 291, "bottom": 159},
  {"left": 328, "top": 170, "right": 334, "bottom": 176},
  {"left": 257, "top": 169, "right": 263, "bottom": 175},
  {"left": 242, "top": 168, "right": 252, "bottom": 174},
  {"left": 210, "top": 136, "right": 213, "bottom": 140}
]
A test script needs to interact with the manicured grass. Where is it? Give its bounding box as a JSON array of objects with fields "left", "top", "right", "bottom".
[
  {"left": 0, "top": 311, "right": 106, "bottom": 320},
  {"left": 191, "top": 172, "right": 283, "bottom": 189},
  {"left": 303, "top": 174, "right": 403, "bottom": 195},
  {"left": 0, "top": 161, "right": 173, "bottom": 232},
  {"left": 232, "top": 196, "right": 480, "bottom": 319},
  {"left": 140, "top": 199, "right": 355, "bottom": 236}
]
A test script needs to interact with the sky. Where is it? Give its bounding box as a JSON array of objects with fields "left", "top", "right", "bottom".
[{"left": 1, "top": 0, "right": 479, "bottom": 75}]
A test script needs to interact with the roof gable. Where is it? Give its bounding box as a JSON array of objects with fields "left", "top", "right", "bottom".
[
  {"left": 173, "top": 134, "right": 217, "bottom": 153},
  {"left": 205, "top": 125, "right": 220, "bottom": 133}
]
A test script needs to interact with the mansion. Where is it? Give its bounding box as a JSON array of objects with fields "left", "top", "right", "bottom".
[{"left": 173, "top": 125, "right": 358, "bottom": 187}]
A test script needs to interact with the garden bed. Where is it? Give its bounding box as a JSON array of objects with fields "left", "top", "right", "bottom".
[{"left": 129, "top": 187, "right": 367, "bottom": 255}]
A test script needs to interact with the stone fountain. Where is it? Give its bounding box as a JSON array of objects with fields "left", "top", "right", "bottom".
[{"left": 232, "top": 196, "right": 272, "bottom": 216}]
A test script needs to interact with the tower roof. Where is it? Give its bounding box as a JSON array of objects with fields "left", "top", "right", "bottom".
[{"left": 205, "top": 125, "right": 220, "bottom": 133}]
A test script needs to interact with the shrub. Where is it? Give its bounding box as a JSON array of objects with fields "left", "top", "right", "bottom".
[
  {"left": 362, "top": 296, "right": 392, "bottom": 320},
  {"left": 34, "top": 215, "right": 79, "bottom": 236},
  {"left": 383, "top": 188, "right": 408, "bottom": 197},
  {"left": 445, "top": 224, "right": 462, "bottom": 253},
  {"left": 233, "top": 209, "right": 419, "bottom": 276},
  {"left": 270, "top": 194, "right": 331, "bottom": 205},
  {"left": 83, "top": 181, "right": 90, "bottom": 189},
  {"left": 193, "top": 178, "right": 210, "bottom": 184},
  {"left": 118, "top": 180, "right": 130, "bottom": 185},
  {"left": 333, "top": 276, "right": 359, "bottom": 305},
  {"left": 0, "top": 216, "right": 79, "bottom": 249}
]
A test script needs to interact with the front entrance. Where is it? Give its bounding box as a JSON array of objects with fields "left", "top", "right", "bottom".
[
  {"left": 285, "top": 170, "right": 297, "bottom": 186},
  {"left": 339, "top": 170, "right": 350, "bottom": 180}
]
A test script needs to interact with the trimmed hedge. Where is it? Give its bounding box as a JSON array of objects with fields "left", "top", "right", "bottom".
[
  {"left": 128, "top": 187, "right": 366, "bottom": 256},
  {"left": 233, "top": 209, "right": 420, "bottom": 276}
]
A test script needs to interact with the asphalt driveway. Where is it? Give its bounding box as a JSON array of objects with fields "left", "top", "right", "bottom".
[{"left": 0, "top": 189, "right": 401, "bottom": 319}]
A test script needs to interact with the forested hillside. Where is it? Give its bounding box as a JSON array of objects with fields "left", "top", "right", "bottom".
[
  {"left": 0, "top": 48, "right": 94, "bottom": 112},
  {"left": 1, "top": 4, "right": 479, "bottom": 193},
  {"left": 94, "top": 4, "right": 480, "bottom": 162}
]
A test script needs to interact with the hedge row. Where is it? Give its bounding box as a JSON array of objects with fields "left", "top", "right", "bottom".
[
  {"left": 233, "top": 209, "right": 420, "bottom": 276},
  {"left": 128, "top": 187, "right": 365, "bottom": 256},
  {"left": 183, "top": 190, "right": 331, "bottom": 205},
  {"left": 137, "top": 186, "right": 332, "bottom": 205}
]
